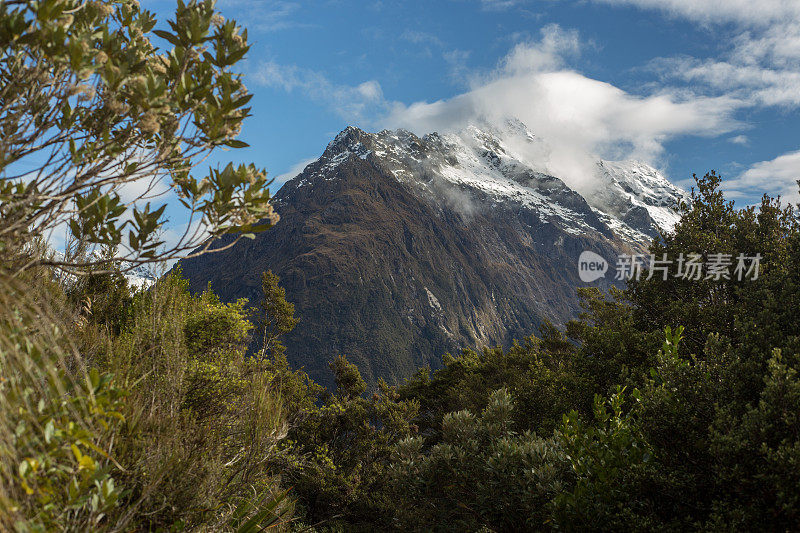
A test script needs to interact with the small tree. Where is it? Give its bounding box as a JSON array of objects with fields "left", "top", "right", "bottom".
[
  {"left": 259, "top": 270, "right": 298, "bottom": 358},
  {"left": 0, "top": 0, "right": 278, "bottom": 275},
  {"left": 330, "top": 354, "right": 367, "bottom": 399}
]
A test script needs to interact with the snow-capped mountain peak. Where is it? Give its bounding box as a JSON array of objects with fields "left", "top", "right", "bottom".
[{"left": 287, "top": 120, "right": 686, "bottom": 245}]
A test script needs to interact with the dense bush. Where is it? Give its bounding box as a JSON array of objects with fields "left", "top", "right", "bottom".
[
  {"left": 0, "top": 274, "right": 126, "bottom": 531},
  {"left": 391, "top": 388, "right": 569, "bottom": 531},
  {"left": 271, "top": 356, "right": 418, "bottom": 531},
  {"left": 0, "top": 267, "right": 291, "bottom": 531}
]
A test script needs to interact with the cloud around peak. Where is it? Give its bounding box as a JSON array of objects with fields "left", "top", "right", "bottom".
[
  {"left": 381, "top": 25, "right": 741, "bottom": 190},
  {"left": 588, "top": 0, "right": 800, "bottom": 205},
  {"left": 247, "top": 10, "right": 797, "bottom": 206}
]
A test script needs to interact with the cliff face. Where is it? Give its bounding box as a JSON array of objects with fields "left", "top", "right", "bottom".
[{"left": 178, "top": 123, "right": 686, "bottom": 386}]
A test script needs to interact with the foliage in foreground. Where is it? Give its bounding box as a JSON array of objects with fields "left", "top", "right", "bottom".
[
  {"left": 0, "top": 268, "right": 291, "bottom": 531},
  {"left": 0, "top": 0, "right": 277, "bottom": 275}
]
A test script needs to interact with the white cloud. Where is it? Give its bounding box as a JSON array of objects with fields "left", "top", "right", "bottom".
[
  {"left": 498, "top": 24, "right": 581, "bottom": 74},
  {"left": 731, "top": 25, "right": 800, "bottom": 68},
  {"left": 729, "top": 135, "right": 749, "bottom": 145},
  {"left": 726, "top": 150, "right": 800, "bottom": 204},
  {"left": 591, "top": 0, "right": 800, "bottom": 26},
  {"left": 217, "top": 1, "right": 311, "bottom": 32},
  {"left": 116, "top": 170, "right": 173, "bottom": 206},
  {"left": 383, "top": 25, "right": 742, "bottom": 192}
]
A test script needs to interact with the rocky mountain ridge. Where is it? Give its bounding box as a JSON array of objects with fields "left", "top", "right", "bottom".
[{"left": 179, "top": 121, "right": 687, "bottom": 386}]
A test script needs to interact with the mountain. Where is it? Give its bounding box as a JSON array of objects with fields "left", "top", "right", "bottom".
[
  {"left": 177, "top": 121, "right": 687, "bottom": 387},
  {"left": 124, "top": 263, "right": 158, "bottom": 290}
]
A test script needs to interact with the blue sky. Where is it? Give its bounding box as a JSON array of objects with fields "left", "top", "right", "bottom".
[{"left": 147, "top": 0, "right": 800, "bottom": 207}]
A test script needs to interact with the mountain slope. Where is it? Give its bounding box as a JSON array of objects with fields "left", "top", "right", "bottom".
[{"left": 178, "top": 123, "right": 685, "bottom": 386}]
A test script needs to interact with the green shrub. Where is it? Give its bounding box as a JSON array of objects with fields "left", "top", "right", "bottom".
[
  {"left": 0, "top": 275, "right": 125, "bottom": 531},
  {"left": 390, "top": 388, "right": 569, "bottom": 531},
  {"left": 106, "top": 271, "right": 290, "bottom": 530}
]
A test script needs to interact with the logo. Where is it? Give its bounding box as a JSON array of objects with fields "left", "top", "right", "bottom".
[
  {"left": 576, "top": 251, "right": 761, "bottom": 283},
  {"left": 578, "top": 251, "right": 608, "bottom": 282}
]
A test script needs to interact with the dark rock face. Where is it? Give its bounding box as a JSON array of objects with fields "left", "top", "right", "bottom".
[{"left": 178, "top": 125, "right": 676, "bottom": 387}]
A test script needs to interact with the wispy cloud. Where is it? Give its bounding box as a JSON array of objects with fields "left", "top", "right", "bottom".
[
  {"left": 272, "top": 157, "right": 317, "bottom": 186},
  {"left": 401, "top": 30, "right": 444, "bottom": 48},
  {"left": 646, "top": 55, "right": 800, "bottom": 108},
  {"left": 443, "top": 49, "right": 472, "bottom": 84},
  {"left": 251, "top": 60, "right": 388, "bottom": 121},
  {"left": 399, "top": 30, "right": 472, "bottom": 84},
  {"left": 589, "top": 0, "right": 800, "bottom": 26},
  {"left": 477, "top": 0, "right": 530, "bottom": 12},
  {"left": 595, "top": 0, "right": 800, "bottom": 108},
  {"left": 217, "top": 0, "right": 313, "bottom": 32}
]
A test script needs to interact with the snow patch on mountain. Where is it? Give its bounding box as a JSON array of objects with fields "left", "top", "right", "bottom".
[
  {"left": 124, "top": 264, "right": 158, "bottom": 290},
  {"left": 595, "top": 160, "right": 687, "bottom": 229}
]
